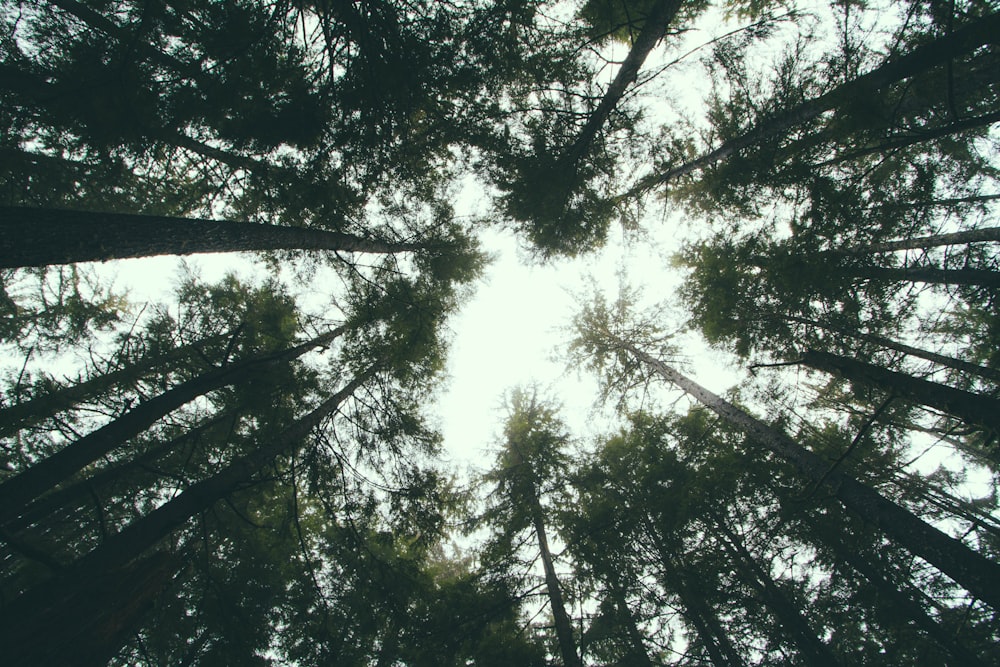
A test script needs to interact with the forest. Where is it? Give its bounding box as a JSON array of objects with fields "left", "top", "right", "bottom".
[{"left": 0, "top": 0, "right": 998, "bottom": 664}]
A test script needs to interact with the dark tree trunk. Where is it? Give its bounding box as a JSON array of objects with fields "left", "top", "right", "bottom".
[
  {"left": 562, "top": 0, "right": 683, "bottom": 167},
  {"left": 0, "top": 207, "right": 424, "bottom": 268},
  {"left": 845, "top": 264, "right": 1000, "bottom": 289},
  {"left": 711, "top": 515, "right": 840, "bottom": 666},
  {"left": 833, "top": 226, "right": 1000, "bottom": 255},
  {"left": 0, "top": 368, "right": 373, "bottom": 644},
  {"left": 645, "top": 520, "right": 745, "bottom": 667},
  {"left": 622, "top": 11, "right": 1000, "bottom": 198},
  {"left": 0, "top": 551, "right": 178, "bottom": 667},
  {"left": 620, "top": 341, "right": 1000, "bottom": 610},
  {"left": 605, "top": 574, "right": 654, "bottom": 667},
  {"left": 800, "top": 348, "right": 1000, "bottom": 434},
  {"left": 782, "top": 314, "right": 1000, "bottom": 384},
  {"left": 4, "top": 412, "right": 232, "bottom": 533},
  {"left": 530, "top": 494, "right": 581, "bottom": 667},
  {"left": 0, "top": 326, "right": 346, "bottom": 524},
  {"left": 0, "top": 331, "right": 229, "bottom": 438},
  {"left": 820, "top": 530, "right": 988, "bottom": 667}
]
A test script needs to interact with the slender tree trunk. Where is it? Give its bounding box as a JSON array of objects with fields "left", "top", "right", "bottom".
[
  {"left": 0, "top": 331, "right": 230, "bottom": 438},
  {"left": 832, "top": 226, "right": 1000, "bottom": 255},
  {"left": 819, "top": 529, "right": 988, "bottom": 667},
  {"left": 644, "top": 522, "right": 745, "bottom": 667},
  {"left": 711, "top": 515, "right": 840, "bottom": 666},
  {"left": 0, "top": 367, "right": 373, "bottom": 641},
  {"left": 530, "top": 501, "right": 581, "bottom": 667},
  {"left": 0, "top": 207, "right": 424, "bottom": 268},
  {"left": 781, "top": 313, "right": 1000, "bottom": 383},
  {"left": 0, "top": 326, "right": 346, "bottom": 524},
  {"left": 4, "top": 412, "right": 232, "bottom": 533},
  {"left": 619, "top": 341, "right": 1000, "bottom": 610},
  {"left": 621, "top": 11, "right": 1000, "bottom": 198},
  {"left": 844, "top": 264, "right": 1000, "bottom": 289},
  {"left": 563, "top": 0, "right": 683, "bottom": 167},
  {"left": 800, "top": 348, "right": 1000, "bottom": 433},
  {"left": 605, "top": 574, "right": 654, "bottom": 667}
]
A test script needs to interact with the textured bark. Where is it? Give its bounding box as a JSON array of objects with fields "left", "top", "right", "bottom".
[
  {"left": 800, "top": 348, "right": 1000, "bottom": 433},
  {"left": 0, "top": 331, "right": 229, "bottom": 438},
  {"left": 0, "top": 207, "right": 424, "bottom": 268},
  {"left": 712, "top": 516, "right": 839, "bottom": 666},
  {"left": 821, "top": 531, "right": 988, "bottom": 667},
  {"left": 562, "top": 0, "right": 683, "bottom": 167},
  {"left": 782, "top": 314, "right": 1000, "bottom": 384},
  {"left": 620, "top": 342, "right": 1000, "bottom": 610},
  {"left": 0, "top": 326, "right": 346, "bottom": 523},
  {"left": 623, "top": 11, "right": 1000, "bottom": 197}
]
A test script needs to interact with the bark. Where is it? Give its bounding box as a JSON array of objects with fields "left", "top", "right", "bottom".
[
  {"left": 844, "top": 264, "right": 1000, "bottom": 289},
  {"left": 644, "top": 521, "right": 745, "bottom": 667},
  {"left": 0, "top": 331, "right": 230, "bottom": 438},
  {"left": 833, "top": 226, "right": 1000, "bottom": 255},
  {"left": 621, "top": 11, "right": 1000, "bottom": 198},
  {"left": 4, "top": 412, "right": 232, "bottom": 533},
  {"left": 619, "top": 341, "right": 1000, "bottom": 610},
  {"left": 782, "top": 313, "right": 1000, "bottom": 384},
  {"left": 712, "top": 516, "right": 839, "bottom": 666},
  {"left": 820, "top": 531, "right": 988, "bottom": 667},
  {"left": 800, "top": 348, "right": 1000, "bottom": 434},
  {"left": 0, "top": 326, "right": 346, "bottom": 523},
  {"left": 0, "top": 207, "right": 424, "bottom": 268},
  {"left": 605, "top": 575, "right": 653, "bottom": 667},
  {"left": 531, "top": 505, "right": 582, "bottom": 667},
  {"left": 0, "top": 551, "right": 178, "bottom": 667},
  {"left": 562, "top": 0, "right": 683, "bottom": 167},
  {"left": 0, "top": 368, "right": 374, "bottom": 637}
]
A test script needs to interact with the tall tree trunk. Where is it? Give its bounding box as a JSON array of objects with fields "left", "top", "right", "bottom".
[
  {"left": 621, "top": 11, "right": 1000, "bottom": 198},
  {"left": 831, "top": 226, "right": 1000, "bottom": 255},
  {"left": 530, "top": 496, "right": 581, "bottom": 667},
  {"left": 605, "top": 574, "right": 654, "bottom": 667},
  {"left": 0, "top": 330, "right": 231, "bottom": 438},
  {"left": 818, "top": 528, "right": 988, "bottom": 667},
  {"left": 562, "top": 0, "right": 683, "bottom": 167},
  {"left": 781, "top": 313, "right": 1000, "bottom": 383},
  {"left": 844, "top": 264, "right": 1000, "bottom": 289},
  {"left": 618, "top": 341, "right": 1000, "bottom": 609},
  {"left": 0, "top": 326, "right": 346, "bottom": 523},
  {"left": 711, "top": 515, "right": 840, "bottom": 666},
  {"left": 800, "top": 348, "right": 1000, "bottom": 433},
  {"left": 644, "top": 521, "right": 745, "bottom": 667},
  {"left": 0, "top": 207, "right": 424, "bottom": 268},
  {"left": 0, "top": 551, "right": 178, "bottom": 667},
  {"left": 0, "top": 367, "right": 374, "bottom": 641},
  {"left": 4, "top": 411, "right": 233, "bottom": 533}
]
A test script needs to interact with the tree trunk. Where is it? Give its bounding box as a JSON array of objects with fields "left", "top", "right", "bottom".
[
  {"left": 621, "top": 11, "right": 1000, "bottom": 198},
  {"left": 834, "top": 226, "right": 1000, "bottom": 255},
  {"left": 0, "top": 207, "right": 424, "bottom": 268},
  {"left": 711, "top": 515, "right": 840, "bottom": 666},
  {"left": 0, "top": 331, "right": 230, "bottom": 438},
  {"left": 644, "top": 522, "right": 745, "bottom": 667},
  {"left": 4, "top": 412, "right": 232, "bottom": 533},
  {"left": 819, "top": 529, "right": 988, "bottom": 667},
  {"left": 0, "top": 326, "right": 346, "bottom": 524},
  {"left": 0, "top": 367, "right": 374, "bottom": 638},
  {"left": 620, "top": 341, "right": 1000, "bottom": 610},
  {"left": 562, "top": 0, "right": 683, "bottom": 167},
  {"left": 0, "top": 551, "right": 178, "bottom": 667},
  {"left": 782, "top": 313, "right": 1000, "bottom": 384},
  {"left": 605, "top": 574, "right": 654, "bottom": 667},
  {"left": 845, "top": 264, "right": 1000, "bottom": 289},
  {"left": 800, "top": 348, "right": 1000, "bottom": 434},
  {"left": 531, "top": 498, "right": 581, "bottom": 667}
]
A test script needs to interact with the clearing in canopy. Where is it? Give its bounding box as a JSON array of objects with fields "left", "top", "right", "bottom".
[{"left": 1, "top": 0, "right": 998, "bottom": 665}]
